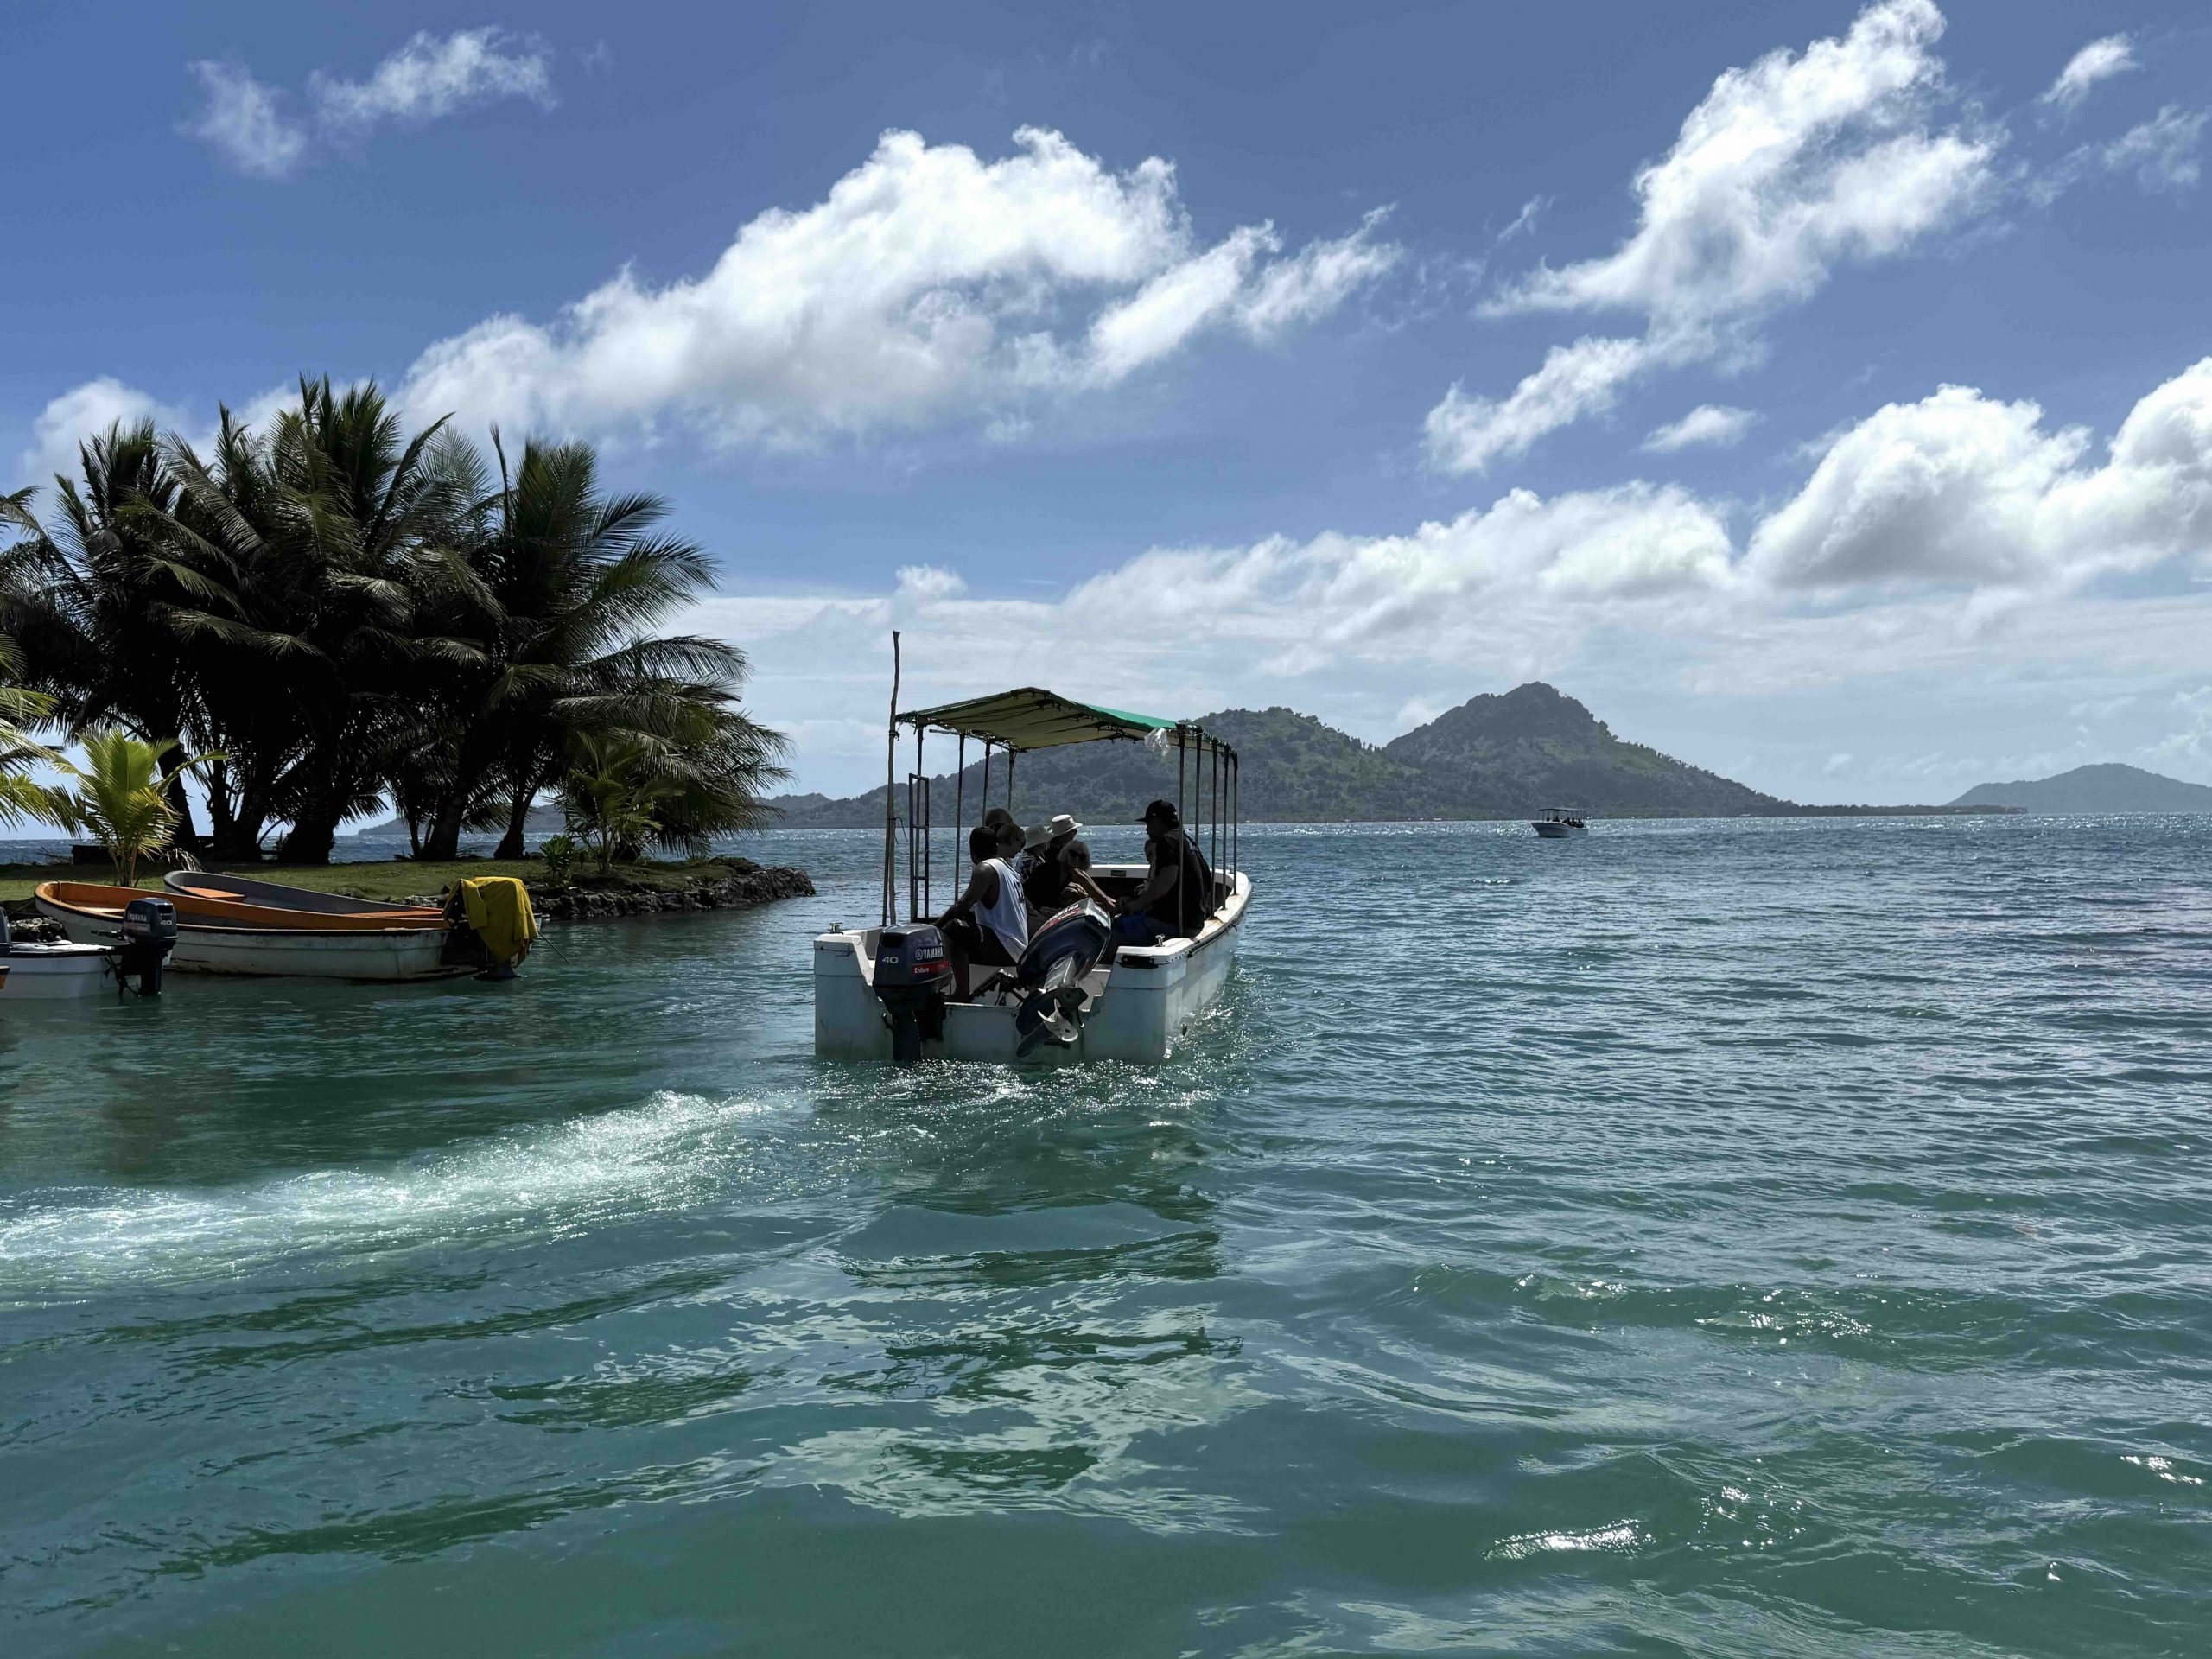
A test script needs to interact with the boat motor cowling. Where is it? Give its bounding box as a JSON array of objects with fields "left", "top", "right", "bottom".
[
  {"left": 874, "top": 925, "right": 952, "bottom": 1063},
  {"left": 119, "top": 896, "right": 178, "bottom": 996},
  {"left": 1012, "top": 900, "right": 1114, "bottom": 1058}
]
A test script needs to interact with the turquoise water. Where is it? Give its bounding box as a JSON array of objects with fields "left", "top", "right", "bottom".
[{"left": 3, "top": 817, "right": 2208, "bottom": 1656}]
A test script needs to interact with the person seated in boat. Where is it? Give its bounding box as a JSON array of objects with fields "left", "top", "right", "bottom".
[
  {"left": 1110, "top": 799, "right": 1213, "bottom": 945},
  {"left": 938, "top": 823, "right": 1029, "bottom": 999},
  {"left": 1020, "top": 813, "right": 1110, "bottom": 925}
]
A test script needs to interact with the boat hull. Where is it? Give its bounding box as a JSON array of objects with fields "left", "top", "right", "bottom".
[
  {"left": 1531, "top": 821, "right": 1586, "bottom": 837},
  {"left": 0, "top": 943, "right": 118, "bottom": 1000},
  {"left": 34, "top": 898, "right": 461, "bottom": 981},
  {"left": 814, "top": 868, "right": 1249, "bottom": 1064},
  {"left": 162, "top": 870, "right": 440, "bottom": 919}
]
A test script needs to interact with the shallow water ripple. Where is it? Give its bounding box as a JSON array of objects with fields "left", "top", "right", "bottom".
[{"left": 2, "top": 816, "right": 2209, "bottom": 1656}]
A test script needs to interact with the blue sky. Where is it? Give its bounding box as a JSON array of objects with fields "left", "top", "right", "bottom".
[{"left": 6, "top": 1, "right": 2210, "bottom": 800}]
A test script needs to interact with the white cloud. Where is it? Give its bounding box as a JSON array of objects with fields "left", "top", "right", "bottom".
[
  {"left": 1495, "top": 194, "right": 1553, "bottom": 244},
  {"left": 2042, "top": 35, "right": 2136, "bottom": 115},
  {"left": 1423, "top": 335, "right": 1664, "bottom": 474},
  {"left": 1235, "top": 210, "right": 1402, "bottom": 339},
  {"left": 396, "top": 127, "right": 1396, "bottom": 445},
  {"left": 1491, "top": 0, "right": 1990, "bottom": 326},
  {"left": 185, "top": 30, "right": 555, "bottom": 176},
  {"left": 2104, "top": 106, "right": 2206, "bottom": 193},
  {"left": 15, "top": 378, "right": 187, "bottom": 485},
  {"left": 1750, "top": 360, "right": 2212, "bottom": 591},
  {"left": 310, "top": 29, "right": 555, "bottom": 131},
  {"left": 1430, "top": 0, "right": 1995, "bottom": 472},
  {"left": 690, "top": 356, "right": 2212, "bottom": 792},
  {"left": 181, "top": 60, "right": 308, "bottom": 178},
  {"left": 1644, "top": 404, "right": 1757, "bottom": 452}
]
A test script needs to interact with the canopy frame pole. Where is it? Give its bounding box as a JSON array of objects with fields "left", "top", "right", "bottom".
[
  {"left": 1178, "top": 728, "right": 1186, "bottom": 836},
  {"left": 1007, "top": 749, "right": 1017, "bottom": 824},
  {"left": 981, "top": 741, "right": 993, "bottom": 816},
  {"left": 953, "top": 732, "right": 965, "bottom": 910},
  {"left": 1232, "top": 750, "right": 1240, "bottom": 879},
  {"left": 914, "top": 726, "right": 926, "bottom": 920},
  {"left": 881, "top": 632, "right": 900, "bottom": 929}
]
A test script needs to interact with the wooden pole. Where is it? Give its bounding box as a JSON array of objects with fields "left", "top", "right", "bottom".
[{"left": 881, "top": 631, "right": 900, "bottom": 927}]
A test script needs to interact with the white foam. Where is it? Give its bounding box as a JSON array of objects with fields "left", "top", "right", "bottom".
[{"left": 0, "top": 1090, "right": 789, "bottom": 1295}]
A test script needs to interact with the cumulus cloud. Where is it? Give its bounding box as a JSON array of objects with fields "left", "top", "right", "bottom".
[
  {"left": 2041, "top": 35, "right": 2136, "bottom": 115},
  {"left": 185, "top": 29, "right": 555, "bottom": 176},
  {"left": 1750, "top": 360, "right": 2212, "bottom": 591},
  {"left": 1643, "top": 404, "right": 1758, "bottom": 452},
  {"left": 14, "top": 378, "right": 188, "bottom": 485},
  {"left": 395, "top": 127, "right": 1397, "bottom": 445},
  {"left": 1429, "top": 0, "right": 1995, "bottom": 472},
  {"left": 693, "top": 355, "right": 2212, "bottom": 791},
  {"left": 181, "top": 60, "right": 308, "bottom": 178},
  {"left": 310, "top": 28, "right": 555, "bottom": 131}
]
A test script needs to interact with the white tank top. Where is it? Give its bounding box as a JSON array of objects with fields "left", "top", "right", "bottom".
[{"left": 975, "top": 857, "right": 1029, "bottom": 961}]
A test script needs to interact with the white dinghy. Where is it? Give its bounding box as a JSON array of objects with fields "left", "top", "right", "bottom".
[
  {"left": 0, "top": 940, "right": 119, "bottom": 1000},
  {"left": 814, "top": 677, "right": 1250, "bottom": 1065}
]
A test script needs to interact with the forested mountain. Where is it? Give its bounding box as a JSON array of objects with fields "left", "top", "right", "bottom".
[
  {"left": 767, "top": 683, "right": 1792, "bottom": 827},
  {"left": 1949, "top": 762, "right": 2212, "bottom": 813}
]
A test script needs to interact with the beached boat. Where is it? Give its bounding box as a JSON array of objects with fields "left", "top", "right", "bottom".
[
  {"left": 34, "top": 881, "right": 466, "bottom": 981},
  {"left": 1531, "top": 807, "right": 1588, "bottom": 837},
  {"left": 164, "top": 869, "right": 442, "bottom": 919},
  {"left": 814, "top": 683, "right": 1249, "bottom": 1064},
  {"left": 0, "top": 939, "right": 119, "bottom": 1000}
]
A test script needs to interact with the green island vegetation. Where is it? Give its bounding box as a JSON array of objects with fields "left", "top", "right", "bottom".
[{"left": 0, "top": 378, "right": 785, "bottom": 873}]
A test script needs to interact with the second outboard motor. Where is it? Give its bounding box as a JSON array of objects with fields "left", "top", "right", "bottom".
[
  {"left": 1011, "top": 900, "right": 1114, "bottom": 1058},
  {"left": 874, "top": 925, "right": 952, "bottom": 1063},
  {"left": 119, "top": 896, "right": 178, "bottom": 996}
]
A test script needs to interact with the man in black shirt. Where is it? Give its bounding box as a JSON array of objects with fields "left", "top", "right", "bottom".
[{"left": 1112, "top": 799, "right": 1211, "bottom": 945}]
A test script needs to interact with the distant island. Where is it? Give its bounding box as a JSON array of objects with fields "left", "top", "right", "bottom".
[
  {"left": 1949, "top": 762, "right": 2212, "bottom": 814},
  {"left": 761, "top": 683, "right": 2018, "bottom": 829}
]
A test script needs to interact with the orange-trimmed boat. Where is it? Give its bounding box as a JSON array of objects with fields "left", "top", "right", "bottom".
[{"left": 33, "top": 881, "right": 463, "bottom": 982}]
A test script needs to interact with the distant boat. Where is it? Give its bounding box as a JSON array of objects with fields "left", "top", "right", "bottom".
[
  {"left": 1530, "top": 807, "right": 1589, "bottom": 837},
  {"left": 35, "top": 881, "right": 465, "bottom": 982},
  {"left": 0, "top": 940, "right": 118, "bottom": 1000}
]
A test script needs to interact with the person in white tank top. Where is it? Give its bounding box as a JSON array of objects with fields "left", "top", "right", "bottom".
[{"left": 938, "top": 823, "right": 1030, "bottom": 998}]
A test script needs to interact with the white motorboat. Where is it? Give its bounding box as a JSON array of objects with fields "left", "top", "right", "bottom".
[
  {"left": 814, "top": 683, "right": 1249, "bottom": 1064},
  {"left": 0, "top": 939, "right": 120, "bottom": 1000},
  {"left": 1531, "top": 806, "right": 1589, "bottom": 837}
]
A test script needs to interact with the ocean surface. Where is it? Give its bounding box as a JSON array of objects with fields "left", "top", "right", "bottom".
[{"left": 3, "top": 817, "right": 2208, "bottom": 1656}]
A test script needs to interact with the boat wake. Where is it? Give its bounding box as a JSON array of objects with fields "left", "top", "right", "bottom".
[{"left": 0, "top": 1090, "right": 794, "bottom": 1298}]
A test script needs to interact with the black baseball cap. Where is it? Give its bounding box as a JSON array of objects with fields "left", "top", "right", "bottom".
[{"left": 1140, "top": 798, "right": 1181, "bottom": 828}]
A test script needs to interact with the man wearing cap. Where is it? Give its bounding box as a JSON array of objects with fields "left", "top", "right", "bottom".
[
  {"left": 1020, "top": 813, "right": 1110, "bottom": 924},
  {"left": 1112, "top": 798, "right": 1212, "bottom": 945}
]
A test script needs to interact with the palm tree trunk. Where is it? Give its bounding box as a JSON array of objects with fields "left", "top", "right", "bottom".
[{"left": 495, "top": 786, "right": 533, "bottom": 860}]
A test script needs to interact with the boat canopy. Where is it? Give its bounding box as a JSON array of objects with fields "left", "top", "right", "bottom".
[
  {"left": 899, "top": 687, "right": 1189, "bottom": 753},
  {"left": 880, "top": 674, "right": 1240, "bottom": 926}
]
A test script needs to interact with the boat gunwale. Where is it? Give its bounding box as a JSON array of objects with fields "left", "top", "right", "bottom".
[{"left": 35, "top": 881, "right": 449, "bottom": 935}]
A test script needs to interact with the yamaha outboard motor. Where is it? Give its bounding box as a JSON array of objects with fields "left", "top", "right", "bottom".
[
  {"left": 119, "top": 896, "right": 178, "bottom": 996},
  {"left": 1011, "top": 900, "right": 1114, "bottom": 1058},
  {"left": 874, "top": 925, "right": 952, "bottom": 1063}
]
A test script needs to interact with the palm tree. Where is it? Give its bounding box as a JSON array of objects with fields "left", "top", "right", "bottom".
[
  {"left": 415, "top": 436, "right": 785, "bottom": 860},
  {"left": 0, "top": 626, "right": 59, "bottom": 829},
  {"left": 158, "top": 380, "right": 486, "bottom": 862},
  {"left": 558, "top": 728, "right": 683, "bottom": 874},
  {"left": 0, "top": 427, "right": 216, "bottom": 845},
  {"left": 34, "top": 729, "right": 221, "bottom": 887}
]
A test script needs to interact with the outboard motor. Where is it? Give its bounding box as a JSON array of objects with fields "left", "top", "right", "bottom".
[
  {"left": 1011, "top": 900, "right": 1114, "bottom": 1058},
  {"left": 874, "top": 925, "right": 952, "bottom": 1063},
  {"left": 118, "top": 896, "right": 178, "bottom": 996}
]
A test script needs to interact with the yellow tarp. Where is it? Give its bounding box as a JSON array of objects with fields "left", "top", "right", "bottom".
[{"left": 460, "top": 877, "right": 537, "bottom": 969}]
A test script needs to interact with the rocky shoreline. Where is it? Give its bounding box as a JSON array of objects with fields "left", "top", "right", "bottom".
[{"left": 520, "top": 861, "right": 816, "bottom": 922}]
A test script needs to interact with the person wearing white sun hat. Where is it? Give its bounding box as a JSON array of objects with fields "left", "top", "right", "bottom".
[{"left": 1020, "top": 811, "right": 1109, "bottom": 925}]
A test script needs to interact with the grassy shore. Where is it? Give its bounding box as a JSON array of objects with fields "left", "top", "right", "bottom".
[{"left": 0, "top": 857, "right": 760, "bottom": 907}]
